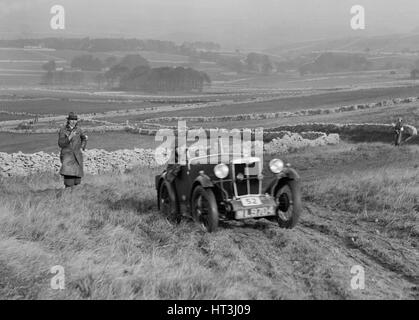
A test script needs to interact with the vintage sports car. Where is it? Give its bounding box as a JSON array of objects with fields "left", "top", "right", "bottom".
[{"left": 155, "top": 151, "right": 302, "bottom": 232}]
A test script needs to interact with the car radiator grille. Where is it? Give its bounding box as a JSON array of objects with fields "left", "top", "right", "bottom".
[{"left": 234, "top": 163, "right": 260, "bottom": 196}]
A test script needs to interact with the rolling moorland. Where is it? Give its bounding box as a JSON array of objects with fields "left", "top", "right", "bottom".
[{"left": 0, "top": 35, "right": 418, "bottom": 299}]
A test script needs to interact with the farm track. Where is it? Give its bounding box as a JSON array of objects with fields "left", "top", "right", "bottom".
[
  {"left": 217, "top": 202, "right": 417, "bottom": 299},
  {"left": 301, "top": 205, "right": 418, "bottom": 284}
]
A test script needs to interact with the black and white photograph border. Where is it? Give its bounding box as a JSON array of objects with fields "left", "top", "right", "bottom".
[{"left": 0, "top": 0, "right": 418, "bottom": 302}]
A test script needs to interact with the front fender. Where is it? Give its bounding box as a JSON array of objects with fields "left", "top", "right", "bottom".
[
  {"left": 278, "top": 167, "right": 300, "bottom": 181},
  {"left": 190, "top": 174, "right": 215, "bottom": 203},
  {"left": 264, "top": 167, "right": 300, "bottom": 195}
]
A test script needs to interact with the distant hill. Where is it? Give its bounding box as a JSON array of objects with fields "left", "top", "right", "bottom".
[
  {"left": 298, "top": 52, "right": 371, "bottom": 75},
  {"left": 265, "top": 33, "right": 419, "bottom": 57}
]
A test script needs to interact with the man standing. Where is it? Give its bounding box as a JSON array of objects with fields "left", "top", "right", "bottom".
[
  {"left": 393, "top": 117, "right": 404, "bottom": 146},
  {"left": 58, "top": 112, "right": 88, "bottom": 188}
]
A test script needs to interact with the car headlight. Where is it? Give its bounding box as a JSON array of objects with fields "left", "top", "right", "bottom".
[
  {"left": 214, "top": 163, "right": 229, "bottom": 179},
  {"left": 269, "top": 159, "right": 284, "bottom": 173}
]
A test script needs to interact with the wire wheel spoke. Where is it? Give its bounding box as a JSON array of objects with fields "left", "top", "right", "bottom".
[
  {"left": 276, "top": 187, "right": 293, "bottom": 221},
  {"left": 192, "top": 186, "right": 219, "bottom": 233},
  {"left": 196, "top": 195, "right": 210, "bottom": 228}
]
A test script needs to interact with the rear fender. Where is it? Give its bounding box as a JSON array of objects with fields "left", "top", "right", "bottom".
[
  {"left": 155, "top": 171, "right": 167, "bottom": 192},
  {"left": 190, "top": 174, "right": 214, "bottom": 199}
]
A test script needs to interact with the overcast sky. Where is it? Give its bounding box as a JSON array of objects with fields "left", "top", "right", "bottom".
[{"left": 1, "top": 0, "right": 419, "bottom": 49}]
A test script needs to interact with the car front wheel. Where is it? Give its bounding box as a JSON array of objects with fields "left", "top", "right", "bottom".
[
  {"left": 274, "top": 180, "right": 302, "bottom": 229},
  {"left": 191, "top": 186, "right": 219, "bottom": 232}
]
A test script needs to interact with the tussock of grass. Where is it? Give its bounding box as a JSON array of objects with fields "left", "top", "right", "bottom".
[
  {"left": 304, "top": 167, "right": 419, "bottom": 239},
  {"left": 305, "top": 168, "right": 419, "bottom": 213}
]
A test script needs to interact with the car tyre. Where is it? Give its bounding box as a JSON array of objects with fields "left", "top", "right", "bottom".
[
  {"left": 158, "top": 180, "right": 180, "bottom": 223},
  {"left": 274, "top": 180, "right": 302, "bottom": 229},
  {"left": 191, "top": 186, "right": 219, "bottom": 232}
]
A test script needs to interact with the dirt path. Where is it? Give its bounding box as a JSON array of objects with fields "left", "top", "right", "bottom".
[
  {"left": 246, "top": 144, "right": 419, "bottom": 299},
  {"left": 220, "top": 202, "right": 418, "bottom": 299},
  {"left": 299, "top": 204, "right": 418, "bottom": 298}
]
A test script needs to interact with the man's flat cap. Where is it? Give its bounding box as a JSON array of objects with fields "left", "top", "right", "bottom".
[{"left": 67, "top": 112, "right": 78, "bottom": 120}]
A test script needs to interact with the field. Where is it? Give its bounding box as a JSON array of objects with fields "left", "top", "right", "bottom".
[
  {"left": 2, "top": 46, "right": 419, "bottom": 90},
  {"left": 2, "top": 83, "right": 419, "bottom": 153},
  {"left": 102, "top": 85, "right": 419, "bottom": 123},
  {"left": 0, "top": 47, "right": 231, "bottom": 86},
  {"left": 212, "top": 69, "right": 414, "bottom": 89},
  {"left": 0, "top": 98, "right": 158, "bottom": 117},
  {"left": 0, "top": 143, "right": 417, "bottom": 299},
  {"left": 158, "top": 102, "right": 419, "bottom": 135},
  {"left": 0, "top": 132, "right": 158, "bottom": 154}
]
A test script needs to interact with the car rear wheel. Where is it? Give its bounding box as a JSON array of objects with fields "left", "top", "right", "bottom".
[
  {"left": 159, "top": 181, "right": 180, "bottom": 223},
  {"left": 191, "top": 186, "right": 219, "bottom": 232},
  {"left": 274, "top": 180, "right": 302, "bottom": 229}
]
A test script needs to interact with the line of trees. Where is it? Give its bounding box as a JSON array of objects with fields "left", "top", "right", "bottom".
[
  {"left": 99, "top": 54, "right": 211, "bottom": 92},
  {"left": 116, "top": 65, "right": 211, "bottom": 92},
  {"left": 41, "top": 52, "right": 211, "bottom": 91}
]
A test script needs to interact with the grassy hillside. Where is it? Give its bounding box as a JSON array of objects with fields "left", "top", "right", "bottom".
[
  {"left": 0, "top": 143, "right": 417, "bottom": 299},
  {"left": 266, "top": 34, "right": 419, "bottom": 55}
]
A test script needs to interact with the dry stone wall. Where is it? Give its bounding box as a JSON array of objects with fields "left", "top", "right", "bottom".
[
  {"left": 143, "top": 96, "right": 419, "bottom": 123},
  {"left": 264, "top": 133, "right": 340, "bottom": 154},
  {"left": 0, "top": 149, "right": 158, "bottom": 178},
  {"left": 0, "top": 132, "right": 340, "bottom": 178}
]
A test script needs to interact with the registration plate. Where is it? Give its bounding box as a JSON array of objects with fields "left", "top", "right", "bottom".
[
  {"left": 236, "top": 206, "right": 275, "bottom": 219},
  {"left": 240, "top": 196, "right": 262, "bottom": 206}
]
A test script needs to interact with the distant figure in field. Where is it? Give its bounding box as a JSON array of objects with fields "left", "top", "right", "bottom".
[
  {"left": 392, "top": 117, "right": 417, "bottom": 146},
  {"left": 58, "top": 112, "right": 88, "bottom": 188},
  {"left": 393, "top": 117, "right": 404, "bottom": 146}
]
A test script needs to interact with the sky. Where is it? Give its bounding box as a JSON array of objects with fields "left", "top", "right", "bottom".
[{"left": 1, "top": 0, "right": 419, "bottom": 49}]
